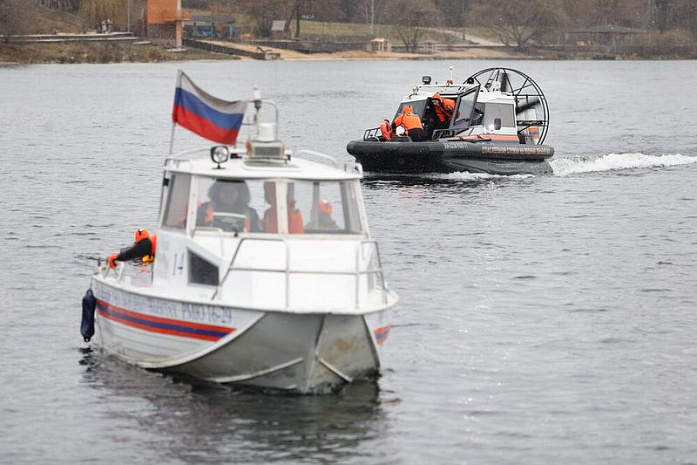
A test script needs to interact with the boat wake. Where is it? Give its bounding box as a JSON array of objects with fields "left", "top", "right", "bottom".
[
  {"left": 434, "top": 172, "right": 534, "bottom": 181},
  {"left": 550, "top": 153, "right": 697, "bottom": 176}
]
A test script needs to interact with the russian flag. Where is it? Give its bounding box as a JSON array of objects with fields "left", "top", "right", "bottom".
[{"left": 172, "top": 71, "right": 248, "bottom": 145}]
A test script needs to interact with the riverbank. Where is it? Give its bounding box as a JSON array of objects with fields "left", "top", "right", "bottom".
[
  {"left": 0, "top": 39, "right": 524, "bottom": 65},
  {"left": 3, "top": 39, "right": 692, "bottom": 65},
  {"left": 0, "top": 41, "right": 234, "bottom": 64}
]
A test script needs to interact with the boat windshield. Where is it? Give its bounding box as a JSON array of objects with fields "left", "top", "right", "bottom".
[
  {"left": 165, "top": 177, "right": 364, "bottom": 235},
  {"left": 451, "top": 87, "right": 478, "bottom": 130},
  {"left": 194, "top": 178, "right": 267, "bottom": 234},
  {"left": 291, "top": 180, "right": 363, "bottom": 235},
  {"left": 161, "top": 173, "right": 191, "bottom": 231},
  {"left": 393, "top": 100, "right": 428, "bottom": 120}
]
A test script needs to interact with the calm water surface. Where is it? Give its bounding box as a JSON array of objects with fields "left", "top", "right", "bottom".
[{"left": 1, "top": 60, "right": 696, "bottom": 464}]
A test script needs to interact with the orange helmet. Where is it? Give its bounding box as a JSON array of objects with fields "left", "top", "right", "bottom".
[
  {"left": 135, "top": 228, "right": 150, "bottom": 242},
  {"left": 403, "top": 105, "right": 414, "bottom": 114}
]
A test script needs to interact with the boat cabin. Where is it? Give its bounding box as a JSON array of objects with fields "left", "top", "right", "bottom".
[
  {"left": 391, "top": 79, "right": 523, "bottom": 141},
  {"left": 371, "top": 74, "right": 542, "bottom": 145},
  {"left": 151, "top": 143, "right": 379, "bottom": 308}
]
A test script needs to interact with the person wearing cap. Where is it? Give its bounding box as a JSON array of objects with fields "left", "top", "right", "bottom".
[
  {"left": 392, "top": 105, "right": 427, "bottom": 142},
  {"left": 107, "top": 229, "right": 158, "bottom": 268}
]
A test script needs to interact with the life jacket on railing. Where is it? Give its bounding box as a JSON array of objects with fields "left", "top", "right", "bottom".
[{"left": 107, "top": 229, "right": 158, "bottom": 268}]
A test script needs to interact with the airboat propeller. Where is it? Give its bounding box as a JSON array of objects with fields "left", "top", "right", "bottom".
[{"left": 466, "top": 67, "right": 550, "bottom": 145}]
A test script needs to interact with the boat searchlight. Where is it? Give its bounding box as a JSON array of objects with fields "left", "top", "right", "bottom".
[
  {"left": 210, "top": 145, "right": 230, "bottom": 168},
  {"left": 422, "top": 75, "right": 432, "bottom": 85}
]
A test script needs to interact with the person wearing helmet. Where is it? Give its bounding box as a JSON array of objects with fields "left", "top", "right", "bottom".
[
  {"left": 107, "top": 228, "right": 158, "bottom": 268},
  {"left": 392, "top": 104, "right": 427, "bottom": 142},
  {"left": 432, "top": 92, "right": 456, "bottom": 126}
]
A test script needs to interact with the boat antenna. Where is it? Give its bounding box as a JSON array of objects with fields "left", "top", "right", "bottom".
[
  {"left": 247, "top": 86, "right": 279, "bottom": 142},
  {"left": 253, "top": 85, "right": 262, "bottom": 116}
]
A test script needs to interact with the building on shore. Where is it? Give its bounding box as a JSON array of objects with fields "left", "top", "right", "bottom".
[{"left": 145, "top": 0, "right": 191, "bottom": 48}]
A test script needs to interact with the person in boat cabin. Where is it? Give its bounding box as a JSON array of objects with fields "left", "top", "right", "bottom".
[
  {"left": 197, "top": 180, "right": 262, "bottom": 232},
  {"left": 432, "top": 92, "right": 456, "bottom": 127},
  {"left": 392, "top": 105, "right": 427, "bottom": 142},
  {"left": 107, "top": 228, "right": 157, "bottom": 268},
  {"left": 317, "top": 200, "right": 339, "bottom": 230},
  {"left": 262, "top": 181, "right": 304, "bottom": 234}
]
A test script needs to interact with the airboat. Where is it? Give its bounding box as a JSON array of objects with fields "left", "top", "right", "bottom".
[
  {"left": 346, "top": 67, "right": 555, "bottom": 176},
  {"left": 81, "top": 77, "right": 398, "bottom": 394}
]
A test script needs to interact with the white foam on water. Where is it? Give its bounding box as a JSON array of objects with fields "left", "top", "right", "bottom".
[
  {"left": 551, "top": 153, "right": 697, "bottom": 176},
  {"left": 428, "top": 172, "right": 535, "bottom": 181}
]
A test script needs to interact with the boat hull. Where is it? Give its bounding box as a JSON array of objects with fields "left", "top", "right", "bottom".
[
  {"left": 346, "top": 140, "right": 554, "bottom": 176},
  {"left": 91, "top": 277, "right": 393, "bottom": 394}
]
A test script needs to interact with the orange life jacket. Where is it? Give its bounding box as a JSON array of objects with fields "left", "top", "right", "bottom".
[
  {"left": 433, "top": 96, "right": 456, "bottom": 123},
  {"left": 142, "top": 234, "right": 158, "bottom": 262},
  {"left": 263, "top": 205, "right": 304, "bottom": 234},
  {"left": 394, "top": 111, "right": 423, "bottom": 133}
]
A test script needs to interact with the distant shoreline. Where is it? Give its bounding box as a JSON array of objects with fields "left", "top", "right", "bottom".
[{"left": 1, "top": 39, "right": 693, "bottom": 65}]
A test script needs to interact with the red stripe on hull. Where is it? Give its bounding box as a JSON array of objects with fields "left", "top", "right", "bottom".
[{"left": 96, "top": 299, "right": 235, "bottom": 342}]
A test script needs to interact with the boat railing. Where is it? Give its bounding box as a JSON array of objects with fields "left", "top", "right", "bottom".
[
  {"left": 164, "top": 147, "right": 247, "bottom": 169},
  {"left": 293, "top": 149, "right": 338, "bottom": 167},
  {"left": 293, "top": 150, "right": 363, "bottom": 175},
  {"left": 362, "top": 127, "right": 382, "bottom": 141},
  {"left": 211, "top": 237, "right": 389, "bottom": 310},
  {"left": 432, "top": 128, "right": 460, "bottom": 140}
]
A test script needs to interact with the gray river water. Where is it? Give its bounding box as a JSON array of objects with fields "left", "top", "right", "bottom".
[{"left": 1, "top": 59, "right": 696, "bottom": 464}]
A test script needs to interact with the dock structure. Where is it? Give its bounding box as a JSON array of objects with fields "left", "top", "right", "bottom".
[
  {"left": 183, "top": 39, "right": 280, "bottom": 60},
  {"left": 0, "top": 32, "right": 137, "bottom": 43}
]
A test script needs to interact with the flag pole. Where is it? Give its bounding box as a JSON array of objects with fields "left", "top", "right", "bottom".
[{"left": 169, "top": 123, "right": 176, "bottom": 157}]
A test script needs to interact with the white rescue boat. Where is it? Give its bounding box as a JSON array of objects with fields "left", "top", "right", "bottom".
[{"left": 83, "top": 82, "right": 398, "bottom": 394}]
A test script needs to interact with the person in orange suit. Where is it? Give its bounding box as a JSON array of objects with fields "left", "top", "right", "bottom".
[
  {"left": 392, "top": 105, "right": 427, "bottom": 141},
  {"left": 262, "top": 182, "right": 304, "bottom": 234},
  {"left": 432, "top": 92, "right": 456, "bottom": 126}
]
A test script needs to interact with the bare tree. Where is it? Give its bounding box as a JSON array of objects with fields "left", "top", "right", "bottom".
[
  {"left": 237, "top": 0, "right": 287, "bottom": 38},
  {"left": 284, "top": 0, "right": 308, "bottom": 38},
  {"left": 0, "top": 0, "right": 35, "bottom": 39},
  {"left": 669, "top": 0, "right": 697, "bottom": 38},
  {"left": 357, "top": 0, "right": 387, "bottom": 33},
  {"left": 470, "top": 0, "right": 567, "bottom": 48},
  {"left": 389, "top": 0, "right": 441, "bottom": 52},
  {"left": 433, "top": 0, "right": 468, "bottom": 27},
  {"left": 79, "top": 0, "right": 129, "bottom": 30}
]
